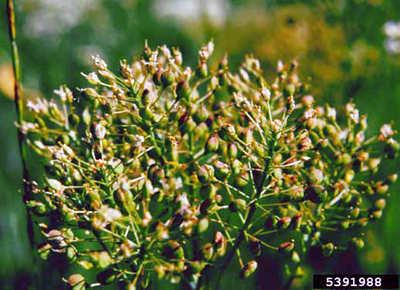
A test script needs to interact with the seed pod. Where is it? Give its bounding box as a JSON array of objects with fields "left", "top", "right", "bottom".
[
  {"left": 163, "top": 240, "right": 184, "bottom": 259},
  {"left": 201, "top": 243, "right": 214, "bottom": 261},
  {"left": 161, "top": 71, "right": 175, "bottom": 88},
  {"left": 290, "top": 213, "right": 303, "bottom": 230},
  {"left": 199, "top": 184, "right": 216, "bottom": 200},
  {"left": 214, "top": 231, "right": 227, "bottom": 256},
  {"left": 197, "top": 164, "right": 215, "bottom": 183},
  {"left": 176, "top": 80, "right": 191, "bottom": 101},
  {"left": 193, "top": 105, "right": 209, "bottom": 124},
  {"left": 68, "top": 274, "right": 86, "bottom": 290},
  {"left": 231, "top": 159, "right": 242, "bottom": 176},
  {"left": 213, "top": 160, "right": 231, "bottom": 180},
  {"left": 196, "top": 63, "right": 208, "bottom": 79},
  {"left": 200, "top": 199, "right": 213, "bottom": 215},
  {"left": 235, "top": 172, "right": 249, "bottom": 188},
  {"left": 153, "top": 69, "right": 163, "bottom": 86},
  {"left": 322, "top": 243, "right": 334, "bottom": 257},
  {"left": 248, "top": 237, "right": 261, "bottom": 257},
  {"left": 229, "top": 199, "right": 247, "bottom": 212},
  {"left": 239, "top": 261, "right": 258, "bottom": 279},
  {"left": 205, "top": 134, "right": 219, "bottom": 153},
  {"left": 374, "top": 199, "right": 386, "bottom": 210},
  {"left": 67, "top": 245, "right": 78, "bottom": 263},
  {"left": 305, "top": 184, "right": 327, "bottom": 203},
  {"left": 307, "top": 169, "right": 323, "bottom": 184},
  {"left": 357, "top": 218, "right": 369, "bottom": 227},
  {"left": 218, "top": 124, "right": 236, "bottom": 141},
  {"left": 375, "top": 183, "right": 389, "bottom": 194},
  {"left": 198, "top": 218, "right": 209, "bottom": 233},
  {"left": 348, "top": 238, "right": 364, "bottom": 250},
  {"left": 387, "top": 174, "right": 398, "bottom": 184},
  {"left": 277, "top": 216, "right": 292, "bottom": 230},
  {"left": 291, "top": 251, "right": 301, "bottom": 263},
  {"left": 227, "top": 143, "right": 238, "bottom": 159},
  {"left": 279, "top": 242, "right": 295, "bottom": 254}
]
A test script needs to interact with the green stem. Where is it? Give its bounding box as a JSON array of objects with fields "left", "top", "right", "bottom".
[{"left": 7, "top": 0, "right": 35, "bottom": 248}]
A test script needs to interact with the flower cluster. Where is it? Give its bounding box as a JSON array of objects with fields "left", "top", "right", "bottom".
[{"left": 22, "top": 41, "right": 399, "bottom": 289}]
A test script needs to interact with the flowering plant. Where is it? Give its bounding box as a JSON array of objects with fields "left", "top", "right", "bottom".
[{"left": 21, "top": 41, "right": 399, "bottom": 290}]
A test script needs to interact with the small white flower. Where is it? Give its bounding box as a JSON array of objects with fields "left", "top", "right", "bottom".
[
  {"left": 383, "top": 21, "right": 400, "bottom": 38},
  {"left": 380, "top": 124, "right": 394, "bottom": 138},
  {"left": 82, "top": 72, "right": 101, "bottom": 85},
  {"left": 94, "top": 123, "right": 107, "bottom": 139},
  {"left": 350, "top": 109, "right": 359, "bottom": 124},
  {"left": 92, "top": 55, "right": 108, "bottom": 70},
  {"left": 327, "top": 107, "right": 337, "bottom": 121}
]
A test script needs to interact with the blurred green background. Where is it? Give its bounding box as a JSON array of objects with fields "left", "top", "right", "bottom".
[{"left": 1, "top": 0, "right": 400, "bottom": 289}]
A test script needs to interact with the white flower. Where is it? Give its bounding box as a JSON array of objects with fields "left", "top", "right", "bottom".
[
  {"left": 383, "top": 21, "right": 400, "bottom": 38},
  {"left": 327, "top": 107, "right": 336, "bottom": 121},
  {"left": 94, "top": 122, "right": 107, "bottom": 139},
  {"left": 82, "top": 72, "right": 101, "bottom": 85},
  {"left": 380, "top": 124, "right": 394, "bottom": 138},
  {"left": 350, "top": 109, "right": 359, "bottom": 124},
  {"left": 92, "top": 55, "right": 107, "bottom": 70},
  {"left": 54, "top": 85, "right": 72, "bottom": 102}
]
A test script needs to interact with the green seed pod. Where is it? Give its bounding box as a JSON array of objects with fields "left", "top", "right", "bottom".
[
  {"left": 139, "top": 106, "right": 155, "bottom": 122},
  {"left": 305, "top": 184, "right": 327, "bottom": 203},
  {"left": 227, "top": 143, "right": 238, "bottom": 159},
  {"left": 357, "top": 218, "right": 369, "bottom": 227},
  {"left": 372, "top": 210, "right": 383, "bottom": 219},
  {"left": 279, "top": 242, "right": 295, "bottom": 254},
  {"left": 239, "top": 261, "right": 258, "bottom": 279},
  {"left": 199, "top": 184, "right": 216, "bottom": 200},
  {"left": 307, "top": 168, "right": 324, "bottom": 184},
  {"left": 205, "top": 134, "right": 219, "bottom": 153},
  {"left": 349, "top": 207, "right": 359, "bottom": 218},
  {"left": 196, "top": 63, "right": 208, "bottom": 79},
  {"left": 161, "top": 71, "right": 175, "bottom": 88},
  {"left": 277, "top": 216, "right": 292, "bottom": 230},
  {"left": 193, "top": 105, "right": 209, "bottom": 124},
  {"left": 213, "top": 160, "right": 231, "bottom": 180},
  {"left": 290, "top": 213, "right": 303, "bottom": 230},
  {"left": 376, "top": 183, "right": 389, "bottom": 194},
  {"left": 387, "top": 174, "right": 398, "bottom": 184},
  {"left": 341, "top": 220, "right": 350, "bottom": 230},
  {"left": 197, "top": 164, "right": 215, "bottom": 183},
  {"left": 248, "top": 237, "right": 261, "bottom": 257},
  {"left": 231, "top": 159, "right": 242, "bottom": 176},
  {"left": 218, "top": 124, "right": 236, "bottom": 142},
  {"left": 345, "top": 169, "right": 355, "bottom": 183},
  {"left": 198, "top": 218, "right": 209, "bottom": 233},
  {"left": 188, "top": 260, "right": 206, "bottom": 274},
  {"left": 200, "top": 199, "right": 213, "bottom": 215},
  {"left": 201, "top": 243, "right": 214, "bottom": 261},
  {"left": 153, "top": 69, "right": 163, "bottom": 86},
  {"left": 235, "top": 172, "right": 249, "bottom": 188},
  {"left": 348, "top": 238, "right": 364, "bottom": 250},
  {"left": 322, "top": 243, "right": 334, "bottom": 257},
  {"left": 68, "top": 274, "right": 86, "bottom": 290},
  {"left": 374, "top": 199, "right": 386, "bottom": 210},
  {"left": 176, "top": 80, "right": 191, "bottom": 101},
  {"left": 229, "top": 199, "right": 247, "bottom": 212},
  {"left": 96, "top": 268, "right": 117, "bottom": 285},
  {"left": 291, "top": 251, "right": 301, "bottom": 263},
  {"left": 67, "top": 245, "right": 78, "bottom": 263},
  {"left": 163, "top": 240, "right": 184, "bottom": 259}
]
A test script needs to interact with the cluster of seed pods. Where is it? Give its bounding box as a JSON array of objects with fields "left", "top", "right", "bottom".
[{"left": 22, "top": 41, "right": 399, "bottom": 289}]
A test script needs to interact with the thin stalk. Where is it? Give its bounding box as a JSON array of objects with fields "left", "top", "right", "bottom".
[{"left": 7, "top": 0, "right": 35, "bottom": 247}]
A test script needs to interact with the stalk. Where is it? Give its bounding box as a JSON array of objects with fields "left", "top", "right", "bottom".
[{"left": 6, "top": 0, "right": 34, "bottom": 247}]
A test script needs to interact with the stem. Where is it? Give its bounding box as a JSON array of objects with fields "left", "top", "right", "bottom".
[{"left": 7, "top": 0, "right": 35, "bottom": 247}]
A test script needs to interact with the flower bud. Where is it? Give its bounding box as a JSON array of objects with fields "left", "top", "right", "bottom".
[
  {"left": 348, "top": 238, "right": 364, "bottom": 249},
  {"left": 214, "top": 231, "right": 227, "bottom": 256},
  {"left": 387, "top": 174, "right": 398, "bottom": 184},
  {"left": 291, "top": 251, "right": 301, "bottom": 263},
  {"left": 307, "top": 169, "right": 324, "bottom": 184},
  {"left": 235, "top": 172, "right": 249, "bottom": 188},
  {"left": 239, "top": 261, "right": 258, "bottom": 279},
  {"left": 374, "top": 198, "right": 386, "bottom": 210},
  {"left": 198, "top": 218, "right": 209, "bottom": 233},
  {"left": 193, "top": 106, "right": 209, "bottom": 124},
  {"left": 196, "top": 63, "right": 208, "bottom": 78},
  {"left": 231, "top": 159, "right": 242, "bottom": 176},
  {"left": 350, "top": 207, "right": 360, "bottom": 219}
]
